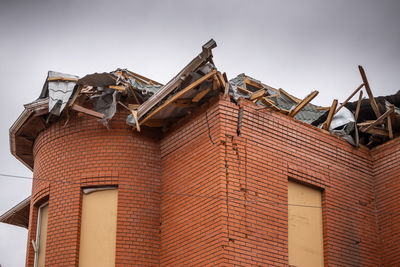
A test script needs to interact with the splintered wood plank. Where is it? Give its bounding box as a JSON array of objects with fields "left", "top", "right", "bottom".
[
  {"left": 279, "top": 88, "right": 301, "bottom": 103},
  {"left": 249, "top": 89, "right": 266, "bottom": 101},
  {"left": 260, "top": 97, "right": 280, "bottom": 111},
  {"left": 316, "top": 107, "right": 330, "bottom": 111},
  {"left": 192, "top": 87, "right": 211, "bottom": 102},
  {"left": 335, "top": 83, "right": 364, "bottom": 115},
  {"left": 360, "top": 105, "right": 394, "bottom": 133},
  {"left": 69, "top": 85, "right": 83, "bottom": 107},
  {"left": 109, "top": 85, "right": 126, "bottom": 92},
  {"left": 323, "top": 99, "right": 338, "bottom": 130},
  {"left": 212, "top": 76, "right": 220, "bottom": 90},
  {"left": 354, "top": 90, "right": 363, "bottom": 122},
  {"left": 237, "top": 86, "right": 251, "bottom": 95},
  {"left": 358, "top": 65, "right": 381, "bottom": 118},
  {"left": 217, "top": 72, "right": 226, "bottom": 89},
  {"left": 140, "top": 69, "right": 217, "bottom": 124},
  {"left": 288, "top": 91, "right": 319, "bottom": 117},
  {"left": 244, "top": 76, "right": 263, "bottom": 89},
  {"left": 47, "top": 76, "right": 78, "bottom": 82},
  {"left": 130, "top": 109, "right": 140, "bottom": 132},
  {"left": 71, "top": 104, "right": 104, "bottom": 119}
]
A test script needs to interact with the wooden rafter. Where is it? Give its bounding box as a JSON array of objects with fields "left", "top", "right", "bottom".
[
  {"left": 249, "top": 89, "right": 266, "bottom": 101},
  {"left": 354, "top": 90, "right": 363, "bottom": 122},
  {"left": 334, "top": 83, "right": 364, "bottom": 115},
  {"left": 279, "top": 88, "right": 301, "bottom": 103},
  {"left": 358, "top": 65, "right": 381, "bottom": 118},
  {"left": 323, "top": 99, "right": 338, "bottom": 130},
  {"left": 360, "top": 105, "right": 394, "bottom": 133},
  {"left": 244, "top": 76, "right": 263, "bottom": 90},
  {"left": 140, "top": 69, "right": 217, "bottom": 125},
  {"left": 288, "top": 91, "right": 319, "bottom": 117},
  {"left": 192, "top": 87, "right": 211, "bottom": 102},
  {"left": 71, "top": 104, "right": 104, "bottom": 119}
]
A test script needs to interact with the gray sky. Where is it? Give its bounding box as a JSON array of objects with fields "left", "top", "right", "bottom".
[{"left": 0, "top": 0, "right": 399, "bottom": 266}]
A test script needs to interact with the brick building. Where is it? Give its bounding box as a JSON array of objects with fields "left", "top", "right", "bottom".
[{"left": 1, "top": 40, "right": 400, "bottom": 266}]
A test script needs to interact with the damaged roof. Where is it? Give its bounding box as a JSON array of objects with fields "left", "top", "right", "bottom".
[{"left": 8, "top": 39, "right": 400, "bottom": 173}]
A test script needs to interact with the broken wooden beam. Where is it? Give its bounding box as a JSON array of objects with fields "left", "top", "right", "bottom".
[
  {"left": 358, "top": 65, "right": 381, "bottom": 118},
  {"left": 140, "top": 69, "right": 217, "bottom": 125},
  {"left": 237, "top": 86, "right": 251, "bottom": 95},
  {"left": 354, "top": 90, "right": 363, "bottom": 122},
  {"left": 323, "top": 99, "right": 338, "bottom": 130},
  {"left": 173, "top": 99, "right": 197, "bottom": 108},
  {"left": 279, "top": 88, "right": 301, "bottom": 103},
  {"left": 192, "top": 87, "right": 211, "bottom": 102},
  {"left": 360, "top": 105, "right": 394, "bottom": 133},
  {"left": 260, "top": 97, "right": 280, "bottom": 111},
  {"left": 109, "top": 85, "right": 126, "bottom": 92},
  {"left": 288, "top": 91, "right": 319, "bottom": 117},
  {"left": 334, "top": 83, "right": 364, "bottom": 115},
  {"left": 68, "top": 85, "right": 83, "bottom": 107},
  {"left": 71, "top": 104, "right": 104, "bottom": 119},
  {"left": 244, "top": 76, "right": 263, "bottom": 89},
  {"left": 249, "top": 89, "right": 266, "bottom": 101}
]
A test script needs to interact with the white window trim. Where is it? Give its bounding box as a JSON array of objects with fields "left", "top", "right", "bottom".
[{"left": 33, "top": 202, "right": 48, "bottom": 267}]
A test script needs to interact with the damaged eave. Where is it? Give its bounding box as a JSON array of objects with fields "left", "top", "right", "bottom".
[
  {"left": 137, "top": 39, "right": 218, "bottom": 124},
  {"left": 10, "top": 98, "right": 49, "bottom": 170},
  {"left": 0, "top": 196, "right": 31, "bottom": 229}
]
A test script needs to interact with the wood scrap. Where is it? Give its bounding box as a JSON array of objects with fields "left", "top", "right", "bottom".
[
  {"left": 279, "top": 88, "right": 301, "bottom": 103},
  {"left": 358, "top": 65, "right": 381, "bottom": 118},
  {"left": 109, "top": 85, "right": 126, "bottom": 92},
  {"left": 140, "top": 69, "right": 217, "bottom": 125},
  {"left": 288, "top": 91, "right": 319, "bottom": 117},
  {"left": 260, "top": 97, "right": 281, "bottom": 111},
  {"left": 323, "top": 99, "right": 338, "bottom": 130},
  {"left": 192, "top": 87, "right": 211, "bottom": 102},
  {"left": 237, "top": 86, "right": 251, "bottom": 95},
  {"left": 217, "top": 72, "right": 226, "bottom": 89},
  {"left": 244, "top": 76, "right": 263, "bottom": 89},
  {"left": 360, "top": 105, "right": 394, "bottom": 133},
  {"left": 68, "top": 85, "right": 83, "bottom": 107},
  {"left": 354, "top": 90, "right": 363, "bottom": 122},
  {"left": 249, "top": 89, "right": 266, "bottom": 101},
  {"left": 71, "top": 104, "right": 104, "bottom": 119}
]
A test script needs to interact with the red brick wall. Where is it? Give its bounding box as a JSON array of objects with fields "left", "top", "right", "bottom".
[
  {"left": 25, "top": 96, "right": 396, "bottom": 266},
  {"left": 159, "top": 100, "right": 226, "bottom": 265},
  {"left": 29, "top": 108, "right": 161, "bottom": 266},
  {"left": 216, "top": 99, "right": 380, "bottom": 266},
  {"left": 159, "top": 97, "right": 381, "bottom": 266},
  {"left": 371, "top": 137, "right": 400, "bottom": 266}
]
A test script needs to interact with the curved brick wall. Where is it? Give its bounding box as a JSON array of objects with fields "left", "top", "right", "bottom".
[{"left": 26, "top": 108, "right": 161, "bottom": 266}]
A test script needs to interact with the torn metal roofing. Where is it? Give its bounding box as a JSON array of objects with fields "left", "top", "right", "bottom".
[
  {"left": 9, "top": 40, "right": 400, "bottom": 171},
  {"left": 229, "top": 73, "right": 325, "bottom": 124}
]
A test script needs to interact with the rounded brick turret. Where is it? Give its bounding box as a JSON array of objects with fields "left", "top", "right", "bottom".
[{"left": 26, "top": 108, "right": 161, "bottom": 266}]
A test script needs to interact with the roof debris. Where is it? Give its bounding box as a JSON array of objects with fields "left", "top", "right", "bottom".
[{"left": 8, "top": 40, "right": 400, "bottom": 176}]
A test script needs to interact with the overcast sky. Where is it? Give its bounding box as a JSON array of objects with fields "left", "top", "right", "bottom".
[{"left": 1, "top": 0, "right": 399, "bottom": 266}]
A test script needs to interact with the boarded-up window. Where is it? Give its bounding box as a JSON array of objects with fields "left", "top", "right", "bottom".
[
  {"left": 79, "top": 188, "right": 118, "bottom": 267},
  {"left": 288, "top": 180, "right": 324, "bottom": 267},
  {"left": 35, "top": 203, "right": 48, "bottom": 267}
]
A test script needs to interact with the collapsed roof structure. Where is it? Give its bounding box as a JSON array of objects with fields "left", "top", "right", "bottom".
[{"left": 9, "top": 40, "right": 400, "bottom": 172}]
